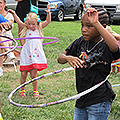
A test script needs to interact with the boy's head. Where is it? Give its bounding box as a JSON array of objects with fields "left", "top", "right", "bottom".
[
  {"left": 96, "top": 8, "right": 112, "bottom": 26},
  {"left": 81, "top": 8, "right": 111, "bottom": 42}
]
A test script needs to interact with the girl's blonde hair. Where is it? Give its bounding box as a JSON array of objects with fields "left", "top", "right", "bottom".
[{"left": 20, "top": 12, "right": 44, "bottom": 39}]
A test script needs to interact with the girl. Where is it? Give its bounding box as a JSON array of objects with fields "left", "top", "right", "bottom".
[
  {"left": 9, "top": 5, "right": 51, "bottom": 97},
  {"left": 0, "top": 0, "right": 16, "bottom": 77},
  {"left": 57, "top": 8, "right": 119, "bottom": 120}
]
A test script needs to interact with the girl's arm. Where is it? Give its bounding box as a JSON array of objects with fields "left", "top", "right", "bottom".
[
  {"left": 7, "top": 12, "right": 14, "bottom": 26},
  {"left": 8, "top": 9, "right": 25, "bottom": 30},
  {"left": 8, "top": 9, "right": 25, "bottom": 46},
  {"left": 42, "top": 4, "right": 51, "bottom": 28},
  {"left": 87, "top": 8, "right": 119, "bottom": 52}
]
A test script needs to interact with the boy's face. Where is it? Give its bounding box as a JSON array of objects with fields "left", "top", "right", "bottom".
[{"left": 81, "top": 13, "right": 100, "bottom": 42}]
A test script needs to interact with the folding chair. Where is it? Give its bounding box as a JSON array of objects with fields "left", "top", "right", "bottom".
[{"left": 3, "top": 50, "right": 20, "bottom": 72}]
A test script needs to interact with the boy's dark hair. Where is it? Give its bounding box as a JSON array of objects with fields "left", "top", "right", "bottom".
[{"left": 95, "top": 7, "right": 112, "bottom": 25}]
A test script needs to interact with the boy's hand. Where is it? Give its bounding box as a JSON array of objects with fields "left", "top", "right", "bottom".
[
  {"left": 66, "top": 55, "right": 85, "bottom": 68},
  {"left": 86, "top": 8, "right": 98, "bottom": 25}
]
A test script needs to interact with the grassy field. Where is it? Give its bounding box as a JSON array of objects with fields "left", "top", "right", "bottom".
[{"left": 0, "top": 19, "right": 120, "bottom": 120}]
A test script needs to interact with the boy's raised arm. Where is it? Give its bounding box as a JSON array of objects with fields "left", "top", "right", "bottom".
[{"left": 87, "top": 8, "right": 119, "bottom": 52}]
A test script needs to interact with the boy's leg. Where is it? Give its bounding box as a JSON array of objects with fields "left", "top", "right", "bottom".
[
  {"left": 73, "top": 107, "right": 88, "bottom": 120},
  {"left": 86, "top": 99, "right": 112, "bottom": 120}
]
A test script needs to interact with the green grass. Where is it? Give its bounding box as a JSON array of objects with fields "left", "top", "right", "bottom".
[{"left": 0, "top": 19, "right": 120, "bottom": 120}]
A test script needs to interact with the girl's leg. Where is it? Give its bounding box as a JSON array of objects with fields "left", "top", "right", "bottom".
[
  {"left": 30, "top": 69, "right": 38, "bottom": 91},
  {"left": 20, "top": 70, "right": 28, "bottom": 90},
  {"left": 30, "top": 69, "right": 39, "bottom": 97}
]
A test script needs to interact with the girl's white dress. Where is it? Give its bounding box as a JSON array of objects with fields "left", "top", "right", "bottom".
[{"left": 20, "top": 29, "right": 47, "bottom": 72}]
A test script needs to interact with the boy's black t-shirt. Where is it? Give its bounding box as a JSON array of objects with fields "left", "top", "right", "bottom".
[{"left": 66, "top": 36, "right": 120, "bottom": 108}]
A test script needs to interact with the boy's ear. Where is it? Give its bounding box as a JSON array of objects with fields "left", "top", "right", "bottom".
[{"left": 103, "top": 24, "right": 106, "bottom": 28}]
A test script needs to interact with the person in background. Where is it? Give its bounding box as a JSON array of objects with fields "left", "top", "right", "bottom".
[
  {"left": 106, "top": 25, "right": 120, "bottom": 74},
  {"left": 57, "top": 8, "right": 119, "bottom": 120},
  {"left": 15, "top": 0, "right": 37, "bottom": 22},
  {"left": 0, "top": 0, "right": 16, "bottom": 77}
]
